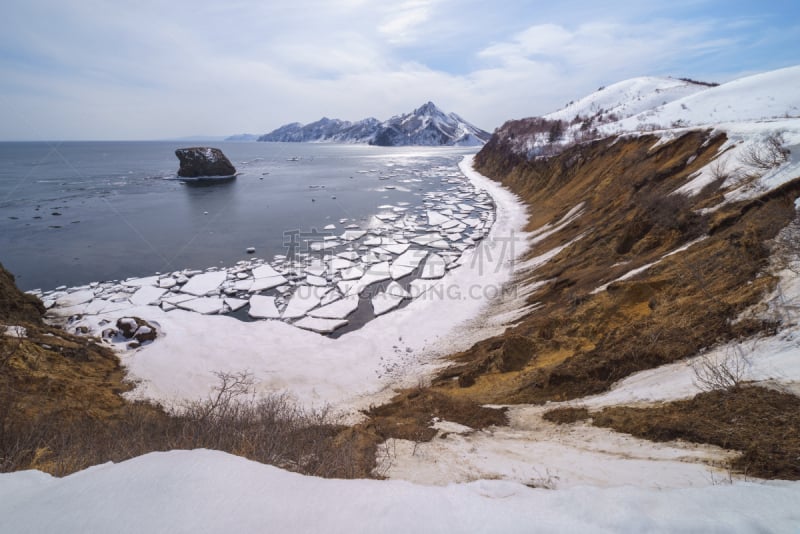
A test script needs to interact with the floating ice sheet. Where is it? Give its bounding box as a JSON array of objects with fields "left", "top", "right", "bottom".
[
  {"left": 130, "top": 286, "right": 167, "bottom": 306},
  {"left": 308, "top": 294, "right": 359, "bottom": 320},
  {"left": 180, "top": 272, "right": 227, "bottom": 296},
  {"left": 248, "top": 295, "right": 281, "bottom": 319},
  {"left": 178, "top": 297, "right": 225, "bottom": 315},
  {"left": 282, "top": 286, "right": 327, "bottom": 319},
  {"left": 293, "top": 317, "right": 348, "bottom": 333},
  {"left": 421, "top": 254, "right": 446, "bottom": 279}
]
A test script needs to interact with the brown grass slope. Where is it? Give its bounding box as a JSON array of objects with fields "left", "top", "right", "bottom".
[
  {"left": 0, "top": 262, "right": 131, "bottom": 421},
  {"left": 543, "top": 386, "right": 800, "bottom": 480},
  {"left": 419, "top": 130, "right": 800, "bottom": 407},
  {"left": 591, "top": 386, "right": 800, "bottom": 479}
]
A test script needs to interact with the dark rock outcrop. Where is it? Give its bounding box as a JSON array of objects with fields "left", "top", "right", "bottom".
[
  {"left": 175, "top": 147, "right": 236, "bottom": 178},
  {"left": 116, "top": 316, "right": 158, "bottom": 343}
]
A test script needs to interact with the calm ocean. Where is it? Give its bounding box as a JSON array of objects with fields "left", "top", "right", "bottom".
[{"left": 0, "top": 141, "right": 475, "bottom": 291}]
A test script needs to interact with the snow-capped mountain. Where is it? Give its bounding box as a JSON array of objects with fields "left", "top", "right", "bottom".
[
  {"left": 256, "top": 102, "right": 490, "bottom": 146},
  {"left": 371, "top": 102, "right": 491, "bottom": 146},
  {"left": 256, "top": 118, "right": 368, "bottom": 143}
]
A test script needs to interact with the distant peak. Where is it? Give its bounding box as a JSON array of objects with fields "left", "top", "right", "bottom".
[{"left": 416, "top": 101, "right": 440, "bottom": 114}]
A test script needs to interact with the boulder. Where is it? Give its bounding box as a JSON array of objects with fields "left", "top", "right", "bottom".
[
  {"left": 175, "top": 147, "right": 236, "bottom": 178},
  {"left": 116, "top": 316, "right": 158, "bottom": 343}
]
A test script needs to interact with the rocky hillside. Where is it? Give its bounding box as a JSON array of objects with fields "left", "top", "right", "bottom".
[{"left": 257, "top": 102, "right": 490, "bottom": 146}]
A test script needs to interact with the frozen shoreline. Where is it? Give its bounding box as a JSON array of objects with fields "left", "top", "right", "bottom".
[{"left": 69, "top": 155, "right": 530, "bottom": 413}]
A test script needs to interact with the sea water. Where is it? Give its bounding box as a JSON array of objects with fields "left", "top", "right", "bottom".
[{"left": 0, "top": 141, "right": 476, "bottom": 291}]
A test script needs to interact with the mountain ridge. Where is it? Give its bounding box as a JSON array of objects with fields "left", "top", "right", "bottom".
[{"left": 255, "top": 102, "right": 491, "bottom": 146}]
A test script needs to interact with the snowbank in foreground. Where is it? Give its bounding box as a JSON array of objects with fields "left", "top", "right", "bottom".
[
  {"left": 79, "top": 156, "right": 529, "bottom": 412},
  {"left": 1, "top": 450, "right": 796, "bottom": 534}
]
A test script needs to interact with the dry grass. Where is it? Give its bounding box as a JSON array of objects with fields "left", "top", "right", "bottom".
[
  {"left": 365, "top": 387, "right": 508, "bottom": 442},
  {"left": 591, "top": 386, "right": 800, "bottom": 480},
  {"left": 542, "top": 406, "right": 590, "bottom": 424},
  {"left": 0, "top": 370, "right": 375, "bottom": 478}
]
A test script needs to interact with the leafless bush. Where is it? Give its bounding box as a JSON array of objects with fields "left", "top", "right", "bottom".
[
  {"left": 771, "top": 212, "right": 800, "bottom": 276},
  {"left": 183, "top": 370, "right": 256, "bottom": 422},
  {"left": 0, "top": 337, "right": 24, "bottom": 471},
  {"left": 697, "top": 158, "right": 737, "bottom": 198},
  {"left": 525, "top": 468, "right": 560, "bottom": 490},
  {"left": 0, "top": 371, "right": 368, "bottom": 478},
  {"left": 640, "top": 191, "right": 705, "bottom": 236},
  {"left": 692, "top": 345, "right": 750, "bottom": 392},
  {"left": 739, "top": 132, "right": 790, "bottom": 170},
  {"left": 373, "top": 438, "right": 397, "bottom": 477},
  {"left": 708, "top": 158, "right": 729, "bottom": 183}
]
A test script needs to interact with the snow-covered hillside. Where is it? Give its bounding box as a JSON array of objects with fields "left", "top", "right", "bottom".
[
  {"left": 545, "top": 76, "right": 710, "bottom": 123},
  {"left": 607, "top": 66, "right": 800, "bottom": 132},
  {"left": 257, "top": 102, "right": 491, "bottom": 146},
  {"left": 494, "top": 65, "right": 800, "bottom": 159}
]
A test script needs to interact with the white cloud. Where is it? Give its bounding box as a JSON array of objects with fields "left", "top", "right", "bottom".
[
  {"left": 378, "top": 0, "right": 438, "bottom": 44},
  {"left": 0, "top": 1, "right": 793, "bottom": 139}
]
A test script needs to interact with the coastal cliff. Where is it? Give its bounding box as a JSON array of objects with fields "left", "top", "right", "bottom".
[{"left": 448, "top": 130, "right": 797, "bottom": 400}]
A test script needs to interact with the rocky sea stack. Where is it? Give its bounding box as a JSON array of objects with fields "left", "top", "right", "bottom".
[{"left": 175, "top": 147, "right": 236, "bottom": 178}]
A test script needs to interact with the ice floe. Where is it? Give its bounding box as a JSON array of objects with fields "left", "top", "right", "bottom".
[
  {"left": 421, "top": 254, "right": 447, "bottom": 279},
  {"left": 180, "top": 272, "right": 227, "bottom": 296},
  {"left": 248, "top": 295, "right": 281, "bottom": 319},
  {"left": 179, "top": 297, "right": 225, "bottom": 315},
  {"left": 308, "top": 294, "right": 359, "bottom": 320},
  {"left": 40, "top": 153, "right": 501, "bottom": 340}
]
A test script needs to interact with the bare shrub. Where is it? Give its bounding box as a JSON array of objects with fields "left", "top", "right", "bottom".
[
  {"left": 373, "top": 438, "right": 397, "bottom": 478},
  {"left": 697, "top": 158, "right": 737, "bottom": 199},
  {"left": 692, "top": 345, "right": 750, "bottom": 392},
  {"left": 525, "top": 468, "right": 560, "bottom": 490},
  {"left": 739, "top": 132, "right": 790, "bottom": 170},
  {"left": 0, "top": 337, "right": 24, "bottom": 471},
  {"left": 1, "top": 371, "right": 370, "bottom": 479},
  {"left": 708, "top": 158, "right": 729, "bottom": 183},
  {"left": 771, "top": 212, "right": 800, "bottom": 276},
  {"left": 184, "top": 370, "right": 256, "bottom": 422},
  {"left": 640, "top": 191, "right": 706, "bottom": 237},
  {"left": 645, "top": 192, "right": 691, "bottom": 230}
]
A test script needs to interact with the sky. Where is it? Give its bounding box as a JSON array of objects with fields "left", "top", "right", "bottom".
[{"left": 1, "top": 0, "right": 799, "bottom": 140}]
